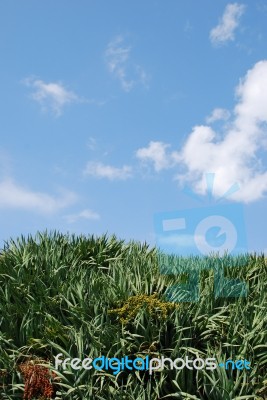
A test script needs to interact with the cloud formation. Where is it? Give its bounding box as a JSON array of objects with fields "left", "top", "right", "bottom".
[
  {"left": 0, "top": 179, "right": 77, "bottom": 213},
  {"left": 24, "top": 78, "right": 80, "bottom": 116},
  {"left": 210, "top": 3, "right": 245, "bottom": 45},
  {"left": 136, "top": 61, "right": 267, "bottom": 203},
  {"left": 206, "top": 108, "right": 231, "bottom": 124},
  {"left": 63, "top": 208, "right": 100, "bottom": 223},
  {"left": 84, "top": 161, "right": 132, "bottom": 180},
  {"left": 175, "top": 61, "right": 267, "bottom": 202},
  {"left": 105, "top": 36, "right": 149, "bottom": 92},
  {"left": 136, "top": 141, "right": 177, "bottom": 172}
]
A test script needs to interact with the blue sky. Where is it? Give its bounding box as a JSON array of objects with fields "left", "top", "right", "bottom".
[{"left": 0, "top": 0, "right": 267, "bottom": 254}]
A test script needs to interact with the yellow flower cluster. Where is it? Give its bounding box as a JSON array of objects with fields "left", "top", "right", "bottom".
[{"left": 108, "top": 293, "right": 179, "bottom": 324}]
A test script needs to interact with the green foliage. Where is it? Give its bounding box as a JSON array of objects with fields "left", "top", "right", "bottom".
[{"left": 0, "top": 231, "right": 266, "bottom": 399}]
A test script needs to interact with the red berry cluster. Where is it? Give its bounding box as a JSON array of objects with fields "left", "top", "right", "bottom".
[{"left": 18, "top": 359, "right": 58, "bottom": 399}]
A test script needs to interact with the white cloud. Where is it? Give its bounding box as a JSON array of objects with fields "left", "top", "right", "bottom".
[
  {"left": 176, "top": 60, "right": 267, "bottom": 203},
  {"left": 206, "top": 108, "right": 231, "bottom": 123},
  {"left": 210, "top": 3, "right": 245, "bottom": 45},
  {"left": 0, "top": 179, "right": 77, "bottom": 213},
  {"left": 63, "top": 208, "right": 100, "bottom": 223},
  {"left": 84, "top": 161, "right": 132, "bottom": 180},
  {"left": 87, "top": 137, "right": 97, "bottom": 151},
  {"left": 135, "top": 65, "right": 150, "bottom": 89},
  {"left": 24, "top": 78, "right": 80, "bottom": 116},
  {"left": 136, "top": 141, "right": 177, "bottom": 172},
  {"left": 184, "top": 20, "right": 193, "bottom": 35},
  {"left": 105, "top": 36, "right": 133, "bottom": 92},
  {"left": 105, "top": 36, "right": 149, "bottom": 92},
  {"left": 135, "top": 61, "right": 267, "bottom": 203}
]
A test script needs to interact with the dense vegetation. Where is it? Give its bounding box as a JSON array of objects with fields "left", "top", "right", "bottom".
[{"left": 0, "top": 232, "right": 266, "bottom": 399}]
